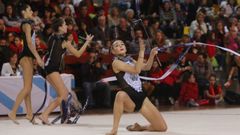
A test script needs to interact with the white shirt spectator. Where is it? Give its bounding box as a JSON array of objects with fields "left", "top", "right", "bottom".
[
  {"left": 1, "top": 63, "right": 22, "bottom": 76},
  {"left": 60, "top": 3, "right": 76, "bottom": 16},
  {"left": 72, "top": 0, "right": 82, "bottom": 6}
]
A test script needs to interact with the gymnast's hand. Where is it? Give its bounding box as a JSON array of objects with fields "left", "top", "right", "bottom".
[
  {"left": 36, "top": 57, "right": 44, "bottom": 68},
  {"left": 86, "top": 34, "right": 94, "bottom": 44},
  {"left": 139, "top": 38, "right": 145, "bottom": 51},
  {"left": 150, "top": 47, "right": 158, "bottom": 57}
]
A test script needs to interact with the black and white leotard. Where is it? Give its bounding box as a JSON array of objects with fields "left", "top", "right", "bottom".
[{"left": 114, "top": 56, "right": 147, "bottom": 111}]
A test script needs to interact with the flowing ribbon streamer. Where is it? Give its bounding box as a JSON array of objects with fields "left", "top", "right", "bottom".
[
  {"left": 158, "top": 42, "right": 240, "bottom": 56},
  {"left": 139, "top": 46, "right": 191, "bottom": 81},
  {"left": 100, "top": 42, "right": 240, "bottom": 82},
  {"left": 196, "top": 42, "right": 240, "bottom": 56},
  {"left": 101, "top": 45, "right": 190, "bottom": 82}
]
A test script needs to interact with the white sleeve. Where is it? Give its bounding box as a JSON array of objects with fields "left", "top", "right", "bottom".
[{"left": 1, "top": 63, "right": 9, "bottom": 76}]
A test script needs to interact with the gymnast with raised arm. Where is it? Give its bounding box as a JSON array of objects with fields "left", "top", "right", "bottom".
[
  {"left": 106, "top": 39, "right": 167, "bottom": 135},
  {"left": 38, "top": 18, "right": 93, "bottom": 125},
  {"left": 8, "top": 4, "right": 44, "bottom": 124}
]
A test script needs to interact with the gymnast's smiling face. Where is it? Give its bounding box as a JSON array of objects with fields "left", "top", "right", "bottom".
[{"left": 111, "top": 40, "right": 127, "bottom": 56}]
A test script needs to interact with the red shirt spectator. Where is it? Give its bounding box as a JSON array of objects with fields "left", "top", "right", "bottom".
[
  {"left": 178, "top": 73, "right": 199, "bottom": 106},
  {"left": 9, "top": 37, "right": 22, "bottom": 55},
  {"left": 204, "top": 74, "right": 223, "bottom": 105},
  {"left": 149, "top": 61, "right": 164, "bottom": 85},
  {"left": 35, "top": 36, "right": 47, "bottom": 55},
  {"left": 179, "top": 81, "right": 199, "bottom": 104},
  {"left": 206, "top": 32, "right": 217, "bottom": 58},
  {"left": 161, "top": 65, "right": 182, "bottom": 86}
]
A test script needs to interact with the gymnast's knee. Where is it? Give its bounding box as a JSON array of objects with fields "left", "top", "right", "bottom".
[
  {"left": 22, "top": 86, "right": 32, "bottom": 95},
  {"left": 115, "top": 91, "right": 127, "bottom": 102},
  {"left": 154, "top": 124, "right": 167, "bottom": 132}
]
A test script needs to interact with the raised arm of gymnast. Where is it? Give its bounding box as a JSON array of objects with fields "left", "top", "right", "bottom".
[
  {"left": 112, "top": 39, "right": 158, "bottom": 75},
  {"left": 63, "top": 34, "right": 94, "bottom": 58},
  {"left": 132, "top": 39, "right": 158, "bottom": 71}
]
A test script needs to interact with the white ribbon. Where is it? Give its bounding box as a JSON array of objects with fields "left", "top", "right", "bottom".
[{"left": 100, "top": 42, "right": 240, "bottom": 82}]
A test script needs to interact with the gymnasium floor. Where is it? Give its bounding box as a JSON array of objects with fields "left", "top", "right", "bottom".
[{"left": 1, "top": 106, "right": 240, "bottom": 135}]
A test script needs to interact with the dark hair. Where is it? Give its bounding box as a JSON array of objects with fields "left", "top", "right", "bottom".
[
  {"left": 18, "top": 3, "right": 30, "bottom": 16},
  {"left": 209, "top": 74, "right": 216, "bottom": 79},
  {"left": 9, "top": 51, "right": 17, "bottom": 59},
  {"left": 182, "top": 72, "right": 194, "bottom": 83},
  {"left": 198, "top": 52, "right": 207, "bottom": 59},
  {"left": 51, "top": 18, "right": 65, "bottom": 32},
  {"left": 65, "top": 18, "right": 73, "bottom": 25}
]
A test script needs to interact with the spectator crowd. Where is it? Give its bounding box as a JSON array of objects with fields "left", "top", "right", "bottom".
[{"left": 1, "top": 0, "right": 240, "bottom": 108}]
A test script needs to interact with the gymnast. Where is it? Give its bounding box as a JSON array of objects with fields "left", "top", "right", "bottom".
[
  {"left": 38, "top": 18, "right": 93, "bottom": 125},
  {"left": 8, "top": 4, "right": 44, "bottom": 125},
  {"left": 106, "top": 39, "right": 167, "bottom": 135}
]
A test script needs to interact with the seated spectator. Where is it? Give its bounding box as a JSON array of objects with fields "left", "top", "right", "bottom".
[
  {"left": 2, "top": 4, "right": 21, "bottom": 33},
  {"left": 60, "top": 0, "right": 76, "bottom": 16},
  {"left": 189, "top": 11, "right": 207, "bottom": 38},
  {"left": 62, "top": 6, "right": 78, "bottom": 30},
  {"left": 35, "top": 36, "right": 47, "bottom": 56},
  {"left": 42, "top": 8, "right": 54, "bottom": 25},
  {"left": 66, "top": 18, "right": 79, "bottom": 45},
  {"left": 174, "top": 35, "right": 191, "bottom": 54},
  {"left": 178, "top": 72, "right": 199, "bottom": 107},
  {"left": 65, "top": 32, "right": 78, "bottom": 55},
  {"left": 157, "top": 60, "right": 182, "bottom": 105},
  {"left": 9, "top": 36, "right": 23, "bottom": 55},
  {"left": 152, "top": 30, "right": 166, "bottom": 48},
  {"left": 78, "top": 21, "right": 90, "bottom": 44},
  {"left": 32, "top": 8, "right": 45, "bottom": 33},
  {"left": 206, "top": 31, "right": 219, "bottom": 70},
  {"left": 101, "top": 40, "right": 111, "bottom": 55},
  {"left": 159, "top": 1, "right": 177, "bottom": 38},
  {"left": 204, "top": 74, "right": 224, "bottom": 105},
  {"left": 111, "top": 17, "right": 132, "bottom": 43},
  {"left": 149, "top": 60, "right": 163, "bottom": 85},
  {"left": 80, "top": 51, "right": 110, "bottom": 108},
  {"left": 42, "top": 24, "right": 53, "bottom": 43},
  {"left": 235, "top": 6, "right": 240, "bottom": 20},
  {"left": 91, "top": 15, "right": 110, "bottom": 48},
  {"left": 1, "top": 52, "right": 22, "bottom": 76},
  {"left": 76, "top": 2, "right": 93, "bottom": 29},
  {"left": 214, "top": 20, "right": 226, "bottom": 71},
  {"left": 107, "top": 6, "right": 120, "bottom": 28},
  {"left": 7, "top": 32, "right": 15, "bottom": 46},
  {"left": 224, "top": 23, "right": 238, "bottom": 52},
  {"left": 125, "top": 9, "right": 135, "bottom": 25},
  {"left": 177, "top": 55, "right": 192, "bottom": 75},
  {"left": 193, "top": 53, "right": 214, "bottom": 99},
  {"left": 129, "top": 29, "right": 151, "bottom": 54},
  {"left": 0, "top": 19, "right": 6, "bottom": 37},
  {"left": 174, "top": 2, "right": 186, "bottom": 38},
  {"left": 149, "top": 20, "right": 160, "bottom": 38},
  {"left": 0, "top": 37, "right": 11, "bottom": 71},
  {"left": 148, "top": 60, "right": 163, "bottom": 105},
  {"left": 190, "top": 29, "right": 206, "bottom": 54}
]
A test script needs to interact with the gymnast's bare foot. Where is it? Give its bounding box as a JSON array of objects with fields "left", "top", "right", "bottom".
[
  {"left": 105, "top": 130, "right": 117, "bottom": 135},
  {"left": 8, "top": 112, "right": 19, "bottom": 125},
  {"left": 25, "top": 115, "right": 38, "bottom": 125},
  {"left": 126, "top": 123, "right": 145, "bottom": 131},
  {"left": 38, "top": 114, "right": 51, "bottom": 125}
]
